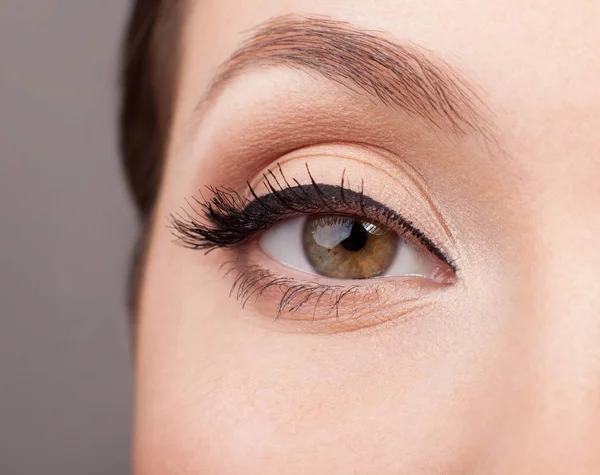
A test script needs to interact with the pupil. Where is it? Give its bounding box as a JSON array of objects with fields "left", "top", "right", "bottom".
[{"left": 340, "top": 221, "right": 368, "bottom": 252}]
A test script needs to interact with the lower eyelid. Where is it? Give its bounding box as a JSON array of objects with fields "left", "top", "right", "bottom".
[
  {"left": 180, "top": 214, "right": 454, "bottom": 332},
  {"left": 223, "top": 257, "right": 438, "bottom": 332}
]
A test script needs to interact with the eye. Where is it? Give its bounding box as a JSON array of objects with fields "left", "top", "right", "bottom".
[{"left": 259, "top": 214, "right": 449, "bottom": 281}]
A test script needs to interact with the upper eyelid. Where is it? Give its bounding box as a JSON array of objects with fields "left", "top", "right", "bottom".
[
  {"left": 170, "top": 176, "right": 456, "bottom": 271},
  {"left": 247, "top": 182, "right": 455, "bottom": 270}
]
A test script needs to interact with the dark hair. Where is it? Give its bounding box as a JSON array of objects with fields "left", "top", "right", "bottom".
[{"left": 119, "top": 0, "right": 183, "bottom": 314}]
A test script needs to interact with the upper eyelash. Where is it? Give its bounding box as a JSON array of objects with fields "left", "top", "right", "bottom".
[{"left": 170, "top": 164, "right": 456, "bottom": 271}]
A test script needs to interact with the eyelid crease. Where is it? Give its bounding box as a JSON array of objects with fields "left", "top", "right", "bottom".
[
  {"left": 360, "top": 143, "right": 457, "bottom": 247},
  {"left": 272, "top": 143, "right": 458, "bottom": 246}
]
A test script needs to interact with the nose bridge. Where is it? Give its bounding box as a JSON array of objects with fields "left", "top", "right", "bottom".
[{"left": 486, "top": 173, "right": 600, "bottom": 472}]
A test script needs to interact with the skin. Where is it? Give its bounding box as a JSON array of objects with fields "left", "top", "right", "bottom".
[{"left": 133, "top": 0, "right": 600, "bottom": 473}]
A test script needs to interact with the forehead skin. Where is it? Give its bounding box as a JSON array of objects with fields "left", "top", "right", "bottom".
[{"left": 134, "top": 0, "right": 600, "bottom": 474}]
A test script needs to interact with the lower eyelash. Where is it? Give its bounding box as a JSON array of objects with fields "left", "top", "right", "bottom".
[
  {"left": 222, "top": 261, "right": 433, "bottom": 330},
  {"left": 224, "top": 261, "right": 368, "bottom": 320}
]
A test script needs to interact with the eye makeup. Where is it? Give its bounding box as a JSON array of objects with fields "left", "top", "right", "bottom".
[
  {"left": 169, "top": 165, "right": 457, "bottom": 322},
  {"left": 171, "top": 165, "right": 456, "bottom": 271}
]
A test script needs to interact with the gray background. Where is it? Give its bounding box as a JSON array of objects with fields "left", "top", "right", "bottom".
[{"left": 0, "top": 2, "right": 135, "bottom": 474}]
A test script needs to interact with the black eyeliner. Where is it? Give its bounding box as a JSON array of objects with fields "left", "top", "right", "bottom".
[{"left": 170, "top": 174, "right": 456, "bottom": 272}]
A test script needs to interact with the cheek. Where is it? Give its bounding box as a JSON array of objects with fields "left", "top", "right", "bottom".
[
  {"left": 133, "top": 233, "right": 496, "bottom": 474},
  {"left": 135, "top": 344, "right": 474, "bottom": 475},
  {"left": 134, "top": 299, "right": 482, "bottom": 474}
]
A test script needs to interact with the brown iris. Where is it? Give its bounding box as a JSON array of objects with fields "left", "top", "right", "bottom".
[{"left": 302, "top": 215, "right": 398, "bottom": 278}]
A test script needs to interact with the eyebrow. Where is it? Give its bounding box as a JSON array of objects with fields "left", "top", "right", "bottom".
[{"left": 198, "top": 15, "right": 494, "bottom": 141}]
